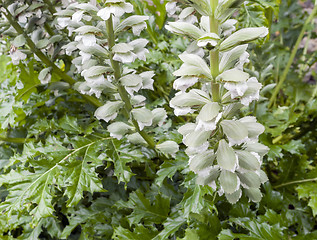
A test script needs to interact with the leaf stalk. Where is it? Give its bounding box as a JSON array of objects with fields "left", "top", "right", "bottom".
[{"left": 106, "top": 15, "right": 156, "bottom": 149}]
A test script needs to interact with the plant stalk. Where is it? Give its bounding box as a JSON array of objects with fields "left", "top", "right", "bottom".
[
  {"left": 210, "top": 0, "right": 220, "bottom": 102},
  {"left": 0, "top": 136, "right": 26, "bottom": 144},
  {"left": 106, "top": 16, "right": 156, "bottom": 149},
  {"left": 268, "top": 5, "right": 317, "bottom": 108},
  {"left": 2, "top": 7, "right": 102, "bottom": 108},
  {"left": 274, "top": 177, "right": 317, "bottom": 189}
]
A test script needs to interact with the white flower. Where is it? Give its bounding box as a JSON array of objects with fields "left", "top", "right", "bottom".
[
  {"left": 84, "top": 75, "right": 108, "bottom": 98},
  {"left": 224, "top": 81, "right": 248, "bottom": 99},
  {"left": 152, "top": 108, "right": 167, "bottom": 126},
  {"left": 140, "top": 71, "right": 155, "bottom": 90},
  {"left": 169, "top": 92, "right": 196, "bottom": 116},
  {"left": 113, "top": 43, "right": 136, "bottom": 63},
  {"left": 221, "top": 19, "right": 237, "bottom": 37},
  {"left": 97, "top": 1, "right": 133, "bottom": 20},
  {"left": 57, "top": 17, "right": 70, "bottom": 28},
  {"left": 131, "top": 108, "right": 153, "bottom": 130},
  {"left": 227, "top": 136, "right": 249, "bottom": 147},
  {"left": 200, "top": 16, "right": 210, "bottom": 32},
  {"left": 94, "top": 101, "right": 123, "bottom": 122},
  {"left": 62, "top": 42, "right": 77, "bottom": 55},
  {"left": 196, "top": 112, "right": 222, "bottom": 132},
  {"left": 185, "top": 141, "right": 210, "bottom": 156},
  {"left": 235, "top": 51, "right": 250, "bottom": 70},
  {"left": 179, "top": 7, "right": 197, "bottom": 24},
  {"left": 132, "top": 22, "right": 147, "bottom": 36},
  {"left": 75, "top": 34, "right": 96, "bottom": 47},
  {"left": 79, "top": 50, "right": 92, "bottom": 64},
  {"left": 166, "top": 1, "right": 179, "bottom": 17},
  {"left": 107, "top": 122, "right": 133, "bottom": 140},
  {"left": 72, "top": 10, "right": 84, "bottom": 22},
  {"left": 173, "top": 76, "right": 198, "bottom": 92},
  {"left": 18, "top": 12, "right": 32, "bottom": 24},
  {"left": 10, "top": 48, "right": 26, "bottom": 65},
  {"left": 129, "top": 39, "right": 149, "bottom": 61},
  {"left": 197, "top": 33, "right": 220, "bottom": 48},
  {"left": 240, "top": 77, "right": 262, "bottom": 106}
]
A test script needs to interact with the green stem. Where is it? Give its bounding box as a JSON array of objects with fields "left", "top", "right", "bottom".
[
  {"left": 106, "top": 16, "right": 156, "bottom": 149},
  {"left": 44, "top": 22, "right": 55, "bottom": 36},
  {"left": 2, "top": 7, "right": 102, "bottom": 108},
  {"left": 209, "top": 1, "right": 220, "bottom": 102},
  {"left": 0, "top": 136, "right": 26, "bottom": 144},
  {"left": 268, "top": 5, "right": 317, "bottom": 108},
  {"left": 274, "top": 178, "right": 317, "bottom": 189},
  {"left": 42, "top": 0, "right": 57, "bottom": 14}
]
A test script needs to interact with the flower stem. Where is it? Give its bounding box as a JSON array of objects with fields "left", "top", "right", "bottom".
[
  {"left": 0, "top": 136, "right": 26, "bottom": 144},
  {"left": 210, "top": 0, "right": 220, "bottom": 102},
  {"left": 106, "top": 15, "right": 156, "bottom": 149},
  {"left": 2, "top": 6, "right": 102, "bottom": 108}
]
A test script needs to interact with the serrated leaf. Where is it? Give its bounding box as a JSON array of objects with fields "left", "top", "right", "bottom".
[
  {"left": 155, "top": 158, "right": 187, "bottom": 186},
  {"left": 230, "top": 218, "right": 287, "bottom": 239},
  {"left": 58, "top": 115, "right": 83, "bottom": 134},
  {"left": 0, "top": 137, "right": 106, "bottom": 224},
  {"left": 181, "top": 185, "right": 215, "bottom": 217},
  {"left": 113, "top": 225, "right": 157, "bottom": 240},
  {"left": 116, "top": 190, "right": 170, "bottom": 226},
  {"left": 239, "top": 2, "right": 268, "bottom": 28},
  {"left": 106, "top": 140, "right": 146, "bottom": 185},
  {"left": 61, "top": 138, "right": 105, "bottom": 207},
  {"left": 296, "top": 182, "right": 317, "bottom": 216},
  {"left": 153, "top": 215, "right": 186, "bottom": 240},
  {"left": 0, "top": 169, "right": 57, "bottom": 225}
]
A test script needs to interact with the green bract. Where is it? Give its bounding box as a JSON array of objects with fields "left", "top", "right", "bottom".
[
  {"left": 216, "top": 139, "right": 237, "bottom": 172},
  {"left": 220, "top": 27, "right": 268, "bottom": 51}
]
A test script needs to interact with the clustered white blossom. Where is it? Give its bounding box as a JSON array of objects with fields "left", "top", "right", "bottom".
[
  {"left": 167, "top": 0, "right": 269, "bottom": 203},
  {"left": 3, "top": 1, "right": 73, "bottom": 83},
  {"left": 56, "top": 0, "right": 178, "bottom": 157}
]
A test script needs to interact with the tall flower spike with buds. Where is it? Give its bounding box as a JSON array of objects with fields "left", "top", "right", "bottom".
[
  {"left": 167, "top": 0, "right": 269, "bottom": 203},
  {"left": 56, "top": 1, "right": 178, "bottom": 158}
]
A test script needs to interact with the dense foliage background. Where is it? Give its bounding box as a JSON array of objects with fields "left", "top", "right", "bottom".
[{"left": 0, "top": 0, "right": 317, "bottom": 239}]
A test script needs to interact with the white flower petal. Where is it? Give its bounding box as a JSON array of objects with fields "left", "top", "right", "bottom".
[{"left": 173, "top": 76, "right": 198, "bottom": 92}]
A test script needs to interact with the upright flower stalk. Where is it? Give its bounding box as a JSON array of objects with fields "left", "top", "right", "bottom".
[
  {"left": 56, "top": 1, "right": 178, "bottom": 156},
  {"left": 167, "top": 0, "right": 269, "bottom": 203}
]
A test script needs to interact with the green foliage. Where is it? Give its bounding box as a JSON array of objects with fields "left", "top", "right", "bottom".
[{"left": 0, "top": 0, "right": 317, "bottom": 239}]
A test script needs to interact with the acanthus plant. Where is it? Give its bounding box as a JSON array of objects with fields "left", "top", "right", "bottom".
[
  {"left": 166, "top": 0, "right": 269, "bottom": 203},
  {"left": 0, "top": 0, "right": 179, "bottom": 158},
  {"left": 0, "top": 0, "right": 272, "bottom": 231},
  {"left": 55, "top": 0, "right": 179, "bottom": 159}
]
